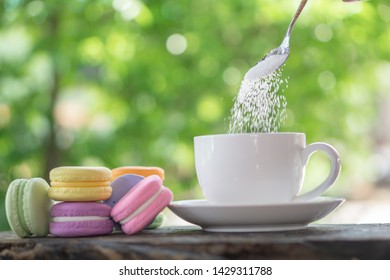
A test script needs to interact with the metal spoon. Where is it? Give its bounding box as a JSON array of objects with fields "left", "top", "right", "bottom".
[{"left": 244, "top": 0, "right": 308, "bottom": 81}]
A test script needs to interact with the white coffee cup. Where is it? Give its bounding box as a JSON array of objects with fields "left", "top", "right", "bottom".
[{"left": 194, "top": 133, "right": 341, "bottom": 205}]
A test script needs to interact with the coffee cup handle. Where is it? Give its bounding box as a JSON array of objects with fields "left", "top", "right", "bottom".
[{"left": 293, "top": 142, "right": 341, "bottom": 202}]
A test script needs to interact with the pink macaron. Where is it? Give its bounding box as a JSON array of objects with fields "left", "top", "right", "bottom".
[
  {"left": 111, "top": 175, "right": 173, "bottom": 235},
  {"left": 50, "top": 202, "right": 114, "bottom": 237}
]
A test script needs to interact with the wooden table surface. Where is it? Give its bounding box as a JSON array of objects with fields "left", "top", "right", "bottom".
[{"left": 1, "top": 224, "right": 390, "bottom": 260}]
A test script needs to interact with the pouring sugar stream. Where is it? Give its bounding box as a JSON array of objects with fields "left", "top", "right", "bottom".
[
  {"left": 228, "top": 0, "right": 362, "bottom": 133},
  {"left": 228, "top": 0, "right": 308, "bottom": 133}
]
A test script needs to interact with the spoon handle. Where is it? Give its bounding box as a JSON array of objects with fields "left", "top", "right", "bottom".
[{"left": 285, "top": 0, "right": 308, "bottom": 39}]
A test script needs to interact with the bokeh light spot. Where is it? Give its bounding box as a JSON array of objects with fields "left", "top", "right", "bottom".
[
  {"left": 113, "top": 0, "right": 142, "bottom": 21},
  {"left": 223, "top": 67, "right": 241, "bottom": 86},
  {"left": 198, "top": 56, "right": 220, "bottom": 78},
  {"left": 78, "top": 37, "right": 105, "bottom": 64},
  {"left": 106, "top": 32, "right": 135, "bottom": 61},
  {"left": 166, "top": 33, "right": 187, "bottom": 55},
  {"left": 378, "top": 4, "right": 390, "bottom": 22},
  {"left": 0, "top": 103, "right": 11, "bottom": 128},
  {"left": 197, "top": 95, "right": 223, "bottom": 122},
  {"left": 27, "top": 1, "right": 44, "bottom": 17},
  {"left": 136, "top": 94, "right": 156, "bottom": 114},
  {"left": 314, "top": 24, "right": 333, "bottom": 43},
  {"left": 171, "top": 142, "right": 194, "bottom": 177},
  {"left": 54, "top": 100, "right": 89, "bottom": 130},
  {"left": 318, "top": 71, "right": 336, "bottom": 91},
  {"left": 0, "top": 27, "right": 32, "bottom": 63}
]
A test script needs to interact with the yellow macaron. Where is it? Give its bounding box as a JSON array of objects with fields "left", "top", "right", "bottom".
[
  {"left": 48, "top": 166, "right": 112, "bottom": 202},
  {"left": 111, "top": 166, "right": 165, "bottom": 181}
]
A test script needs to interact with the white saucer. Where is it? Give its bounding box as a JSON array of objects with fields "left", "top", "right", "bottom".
[{"left": 168, "top": 197, "right": 345, "bottom": 232}]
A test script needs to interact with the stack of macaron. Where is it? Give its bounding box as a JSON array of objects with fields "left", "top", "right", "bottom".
[
  {"left": 48, "top": 166, "right": 114, "bottom": 237},
  {"left": 105, "top": 166, "right": 173, "bottom": 235},
  {"left": 5, "top": 165, "right": 174, "bottom": 238}
]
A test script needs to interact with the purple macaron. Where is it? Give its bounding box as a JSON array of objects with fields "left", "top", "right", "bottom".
[
  {"left": 103, "top": 174, "right": 144, "bottom": 231},
  {"left": 50, "top": 202, "right": 114, "bottom": 237},
  {"left": 103, "top": 174, "right": 144, "bottom": 207}
]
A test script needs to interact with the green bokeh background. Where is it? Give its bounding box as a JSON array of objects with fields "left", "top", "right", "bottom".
[{"left": 1, "top": 0, "right": 389, "bottom": 230}]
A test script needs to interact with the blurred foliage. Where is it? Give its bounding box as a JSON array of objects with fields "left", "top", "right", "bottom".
[{"left": 0, "top": 0, "right": 389, "bottom": 230}]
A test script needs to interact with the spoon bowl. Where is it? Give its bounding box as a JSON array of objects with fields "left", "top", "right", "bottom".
[{"left": 244, "top": 0, "right": 308, "bottom": 81}]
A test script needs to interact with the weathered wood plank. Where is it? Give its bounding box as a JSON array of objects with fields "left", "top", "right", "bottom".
[{"left": 1, "top": 224, "right": 390, "bottom": 260}]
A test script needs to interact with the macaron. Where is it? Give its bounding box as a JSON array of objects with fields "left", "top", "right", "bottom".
[
  {"left": 146, "top": 213, "right": 165, "bottom": 230},
  {"left": 111, "top": 166, "right": 165, "bottom": 181},
  {"left": 104, "top": 174, "right": 165, "bottom": 231},
  {"left": 103, "top": 174, "right": 144, "bottom": 231},
  {"left": 111, "top": 175, "right": 173, "bottom": 235},
  {"left": 5, "top": 178, "right": 53, "bottom": 238},
  {"left": 48, "top": 166, "right": 112, "bottom": 201},
  {"left": 103, "top": 174, "right": 144, "bottom": 208},
  {"left": 50, "top": 202, "right": 114, "bottom": 237}
]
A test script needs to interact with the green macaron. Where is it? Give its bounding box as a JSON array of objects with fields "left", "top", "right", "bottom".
[
  {"left": 146, "top": 213, "right": 165, "bottom": 230},
  {"left": 5, "top": 178, "right": 52, "bottom": 238}
]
